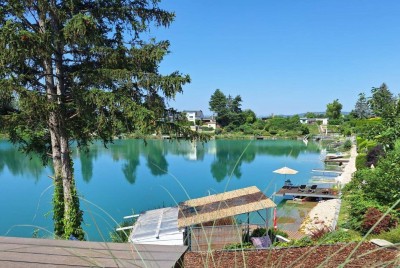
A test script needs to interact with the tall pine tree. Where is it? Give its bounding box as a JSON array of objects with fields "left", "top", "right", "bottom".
[{"left": 0, "top": 0, "right": 198, "bottom": 239}]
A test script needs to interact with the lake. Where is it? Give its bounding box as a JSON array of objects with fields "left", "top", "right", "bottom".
[{"left": 0, "top": 139, "right": 325, "bottom": 241}]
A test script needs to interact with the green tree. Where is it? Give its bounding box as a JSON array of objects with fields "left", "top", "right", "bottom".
[
  {"left": 305, "top": 112, "right": 317, "bottom": 118},
  {"left": 326, "top": 99, "right": 343, "bottom": 119},
  {"left": 369, "top": 83, "right": 397, "bottom": 120},
  {"left": 353, "top": 93, "right": 371, "bottom": 119},
  {"left": 209, "top": 89, "right": 227, "bottom": 116},
  {"left": 227, "top": 95, "right": 242, "bottom": 113},
  {"left": 209, "top": 89, "right": 244, "bottom": 128},
  {"left": 0, "top": 0, "right": 197, "bottom": 240},
  {"left": 242, "top": 109, "right": 257, "bottom": 124}
]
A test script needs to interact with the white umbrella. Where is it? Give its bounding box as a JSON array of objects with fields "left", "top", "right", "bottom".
[
  {"left": 273, "top": 166, "right": 298, "bottom": 183},
  {"left": 273, "top": 166, "right": 298, "bottom": 175}
]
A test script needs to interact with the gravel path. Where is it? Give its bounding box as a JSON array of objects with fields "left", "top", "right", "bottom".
[{"left": 301, "top": 143, "right": 357, "bottom": 234}]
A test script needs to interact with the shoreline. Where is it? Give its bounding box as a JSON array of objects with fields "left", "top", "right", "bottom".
[{"left": 300, "top": 142, "right": 357, "bottom": 235}]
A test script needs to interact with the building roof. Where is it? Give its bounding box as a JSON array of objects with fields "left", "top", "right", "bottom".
[
  {"left": 0, "top": 236, "right": 187, "bottom": 267},
  {"left": 129, "top": 207, "right": 184, "bottom": 246},
  {"left": 177, "top": 186, "right": 276, "bottom": 228},
  {"left": 183, "top": 110, "right": 204, "bottom": 117}
]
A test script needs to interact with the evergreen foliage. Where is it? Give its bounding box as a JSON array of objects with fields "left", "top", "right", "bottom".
[
  {"left": 369, "top": 83, "right": 397, "bottom": 120},
  {"left": 326, "top": 99, "right": 343, "bottom": 120},
  {"left": 0, "top": 0, "right": 199, "bottom": 239},
  {"left": 208, "top": 89, "right": 247, "bottom": 128},
  {"left": 353, "top": 93, "right": 372, "bottom": 119}
]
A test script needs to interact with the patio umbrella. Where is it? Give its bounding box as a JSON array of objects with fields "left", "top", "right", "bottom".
[
  {"left": 273, "top": 166, "right": 298, "bottom": 176},
  {"left": 273, "top": 166, "right": 298, "bottom": 184}
]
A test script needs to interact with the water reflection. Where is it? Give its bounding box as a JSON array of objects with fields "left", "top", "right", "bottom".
[
  {"left": 210, "top": 140, "right": 320, "bottom": 181},
  {"left": 0, "top": 139, "right": 320, "bottom": 184},
  {"left": 0, "top": 142, "right": 46, "bottom": 181}
]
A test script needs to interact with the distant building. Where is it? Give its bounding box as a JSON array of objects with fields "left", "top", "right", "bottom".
[
  {"left": 300, "top": 118, "right": 329, "bottom": 125},
  {"left": 183, "top": 110, "right": 204, "bottom": 124},
  {"left": 202, "top": 117, "right": 217, "bottom": 130}
]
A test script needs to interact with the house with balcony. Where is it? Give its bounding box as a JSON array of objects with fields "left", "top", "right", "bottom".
[{"left": 183, "top": 110, "right": 204, "bottom": 125}]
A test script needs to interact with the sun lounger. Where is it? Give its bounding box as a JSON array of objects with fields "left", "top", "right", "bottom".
[
  {"left": 298, "top": 185, "right": 306, "bottom": 192},
  {"left": 308, "top": 185, "right": 318, "bottom": 193}
]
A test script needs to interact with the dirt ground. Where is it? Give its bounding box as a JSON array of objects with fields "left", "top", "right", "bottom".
[{"left": 183, "top": 242, "right": 399, "bottom": 268}]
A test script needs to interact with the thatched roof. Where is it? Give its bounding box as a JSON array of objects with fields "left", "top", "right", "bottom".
[{"left": 178, "top": 186, "right": 276, "bottom": 228}]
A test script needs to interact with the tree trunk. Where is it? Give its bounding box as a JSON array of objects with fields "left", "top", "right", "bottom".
[{"left": 39, "top": 5, "right": 84, "bottom": 240}]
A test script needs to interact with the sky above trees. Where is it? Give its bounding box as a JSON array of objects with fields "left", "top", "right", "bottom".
[{"left": 147, "top": 0, "right": 400, "bottom": 116}]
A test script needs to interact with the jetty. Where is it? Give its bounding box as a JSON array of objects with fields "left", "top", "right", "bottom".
[
  {"left": 275, "top": 185, "right": 339, "bottom": 199},
  {"left": 311, "top": 169, "right": 343, "bottom": 174}
]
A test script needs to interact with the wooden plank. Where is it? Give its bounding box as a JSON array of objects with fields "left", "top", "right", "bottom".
[
  {"left": 0, "top": 236, "right": 187, "bottom": 268},
  {"left": 0, "top": 236, "right": 184, "bottom": 252}
]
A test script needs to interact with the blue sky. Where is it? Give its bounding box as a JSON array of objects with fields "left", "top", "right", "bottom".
[{"left": 148, "top": 0, "right": 400, "bottom": 116}]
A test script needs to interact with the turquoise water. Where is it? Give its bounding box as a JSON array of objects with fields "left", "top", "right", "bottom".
[{"left": 0, "top": 139, "right": 324, "bottom": 241}]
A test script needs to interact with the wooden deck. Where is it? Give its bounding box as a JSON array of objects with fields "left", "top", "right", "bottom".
[
  {"left": 275, "top": 186, "right": 339, "bottom": 199},
  {"left": 324, "top": 158, "right": 349, "bottom": 163},
  {"left": 0, "top": 236, "right": 187, "bottom": 267}
]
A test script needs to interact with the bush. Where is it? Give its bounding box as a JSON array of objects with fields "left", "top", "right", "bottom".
[
  {"left": 328, "top": 119, "right": 342, "bottom": 125},
  {"left": 224, "top": 242, "right": 254, "bottom": 250},
  {"left": 269, "top": 128, "right": 278, "bottom": 135},
  {"left": 200, "top": 126, "right": 214, "bottom": 131},
  {"left": 310, "top": 226, "right": 332, "bottom": 241},
  {"left": 357, "top": 139, "right": 377, "bottom": 153},
  {"left": 355, "top": 153, "right": 367, "bottom": 170},
  {"left": 319, "top": 229, "right": 361, "bottom": 244},
  {"left": 370, "top": 226, "right": 400, "bottom": 243},
  {"left": 366, "top": 145, "right": 385, "bottom": 168},
  {"left": 276, "top": 236, "right": 314, "bottom": 247},
  {"left": 361, "top": 207, "right": 398, "bottom": 235},
  {"left": 342, "top": 190, "right": 382, "bottom": 231},
  {"left": 250, "top": 227, "right": 288, "bottom": 243},
  {"left": 215, "top": 128, "right": 222, "bottom": 135},
  {"left": 300, "top": 125, "right": 309, "bottom": 135},
  {"left": 343, "top": 140, "right": 352, "bottom": 151}
]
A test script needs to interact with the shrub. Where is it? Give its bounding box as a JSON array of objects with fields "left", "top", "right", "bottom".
[
  {"left": 310, "top": 226, "right": 332, "bottom": 241},
  {"left": 319, "top": 229, "right": 361, "bottom": 244},
  {"left": 274, "top": 235, "right": 316, "bottom": 248},
  {"left": 250, "top": 227, "right": 288, "bottom": 243},
  {"left": 269, "top": 128, "right": 278, "bottom": 135},
  {"left": 366, "top": 145, "right": 385, "bottom": 168},
  {"left": 371, "top": 226, "right": 400, "bottom": 243},
  {"left": 224, "top": 242, "right": 254, "bottom": 250},
  {"left": 342, "top": 190, "right": 382, "bottom": 231},
  {"left": 215, "top": 128, "right": 222, "bottom": 135},
  {"left": 200, "top": 126, "right": 214, "bottom": 131},
  {"left": 300, "top": 125, "right": 309, "bottom": 135},
  {"left": 357, "top": 139, "right": 377, "bottom": 153},
  {"left": 361, "top": 207, "right": 398, "bottom": 235},
  {"left": 343, "top": 139, "right": 352, "bottom": 151},
  {"left": 355, "top": 153, "right": 367, "bottom": 170}
]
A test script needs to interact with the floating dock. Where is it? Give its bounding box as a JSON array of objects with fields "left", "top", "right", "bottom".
[
  {"left": 311, "top": 169, "right": 343, "bottom": 174},
  {"left": 275, "top": 186, "right": 339, "bottom": 199},
  {"left": 324, "top": 158, "right": 349, "bottom": 164}
]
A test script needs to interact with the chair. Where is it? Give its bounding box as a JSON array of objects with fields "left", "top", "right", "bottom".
[
  {"left": 308, "top": 185, "right": 318, "bottom": 193},
  {"left": 250, "top": 236, "right": 272, "bottom": 249},
  {"left": 298, "top": 185, "right": 306, "bottom": 192}
]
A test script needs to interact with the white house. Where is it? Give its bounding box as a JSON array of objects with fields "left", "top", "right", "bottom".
[
  {"left": 183, "top": 110, "right": 204, "bottom": 125},
  {"left": 300, "top": 117, "right": 328, "bottom": 125},
  {"left": 202, "top": 117, "right": 217, "bottom": 130}
]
